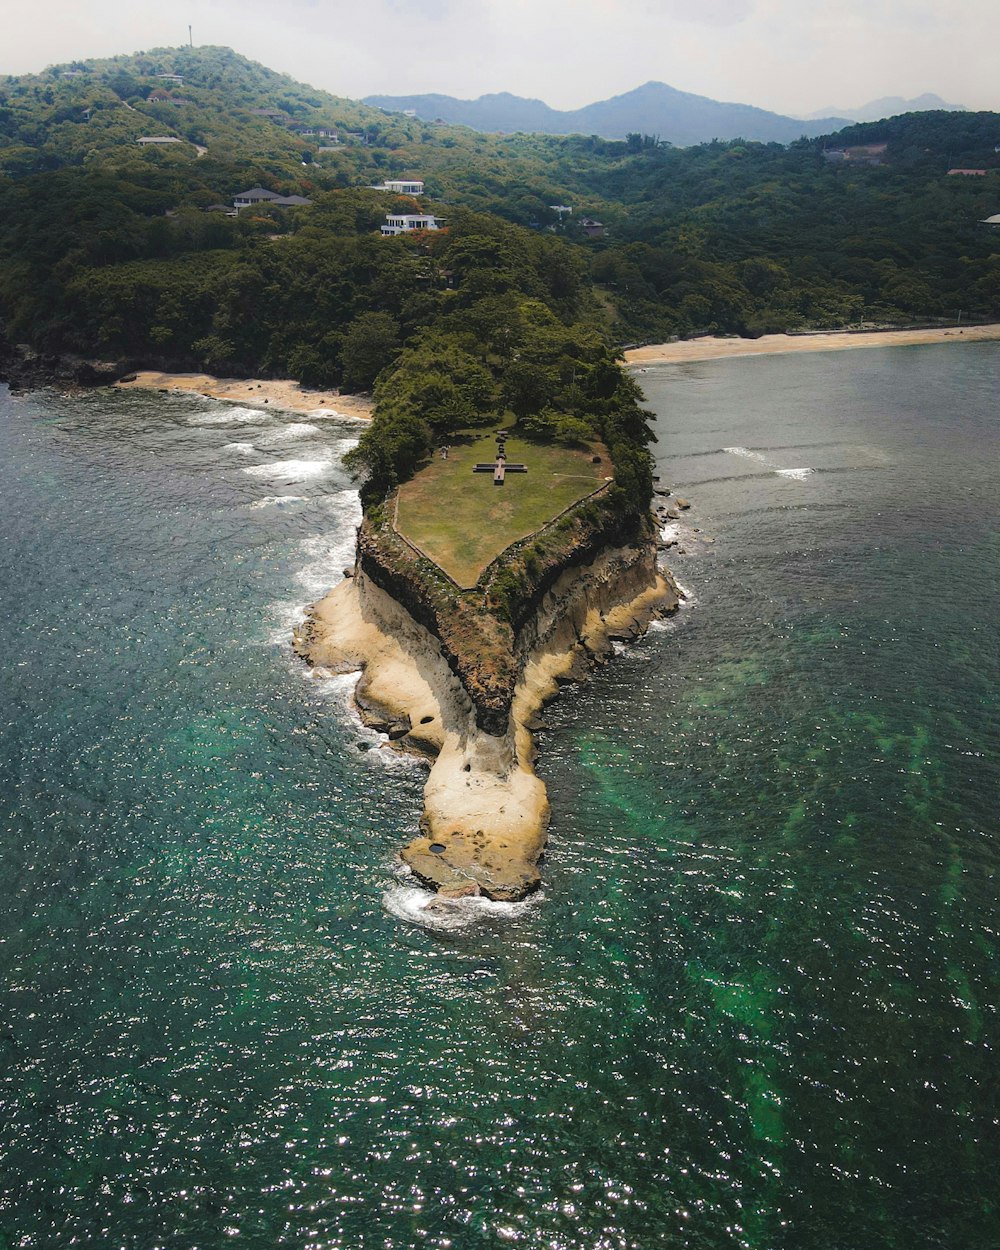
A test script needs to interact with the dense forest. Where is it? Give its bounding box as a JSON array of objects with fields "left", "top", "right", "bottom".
[{"left": 1, "top": 44, "right": 999, "bottom": 500}]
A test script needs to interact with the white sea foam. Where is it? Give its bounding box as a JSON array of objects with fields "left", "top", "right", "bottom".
[
  {"left": 224, "top": 441, "right": 256, "bottom": 454},
  {"left": 290, "top": 667, "right": 425, "bottom": 774},
  {"left": 673, "top": 579, "right": 695, "bottom": 604},
  {"left": 188, "top": 406, "right": 267, "bottom": 426},
  {"left": 295, "top": 533, "right": 357, "bottom": 598},
  {"left": 382, "top": 883, "right": 541, "bottom": 932},
  {"left": 258, "top": 422, "right": 323, "bottom": 444},
  {"left": 247, "top": 495, "right": 308, "bottom": 509},
  {"left": 242, "top": 458, "right": 333, "bottom": 480},
  {"left": 264, "top": 490, "right": 362, "bottom": 645},
  {"left": 775, "top": 467, "right": 815, "bottom": 479},
  {"left": 659, "top": 521, "right": 682, "bottom": 544}
]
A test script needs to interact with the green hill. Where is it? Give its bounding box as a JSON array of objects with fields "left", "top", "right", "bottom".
[{"left": 1, "top": 44, "right": 999, "bottom": 377}]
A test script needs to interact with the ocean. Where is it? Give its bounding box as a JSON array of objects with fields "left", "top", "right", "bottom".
[{"left": 1, "top": 343, "right": 997, "bottom": 1248}]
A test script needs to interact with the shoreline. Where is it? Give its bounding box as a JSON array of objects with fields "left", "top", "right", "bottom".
[
  {"left": 115, "top": 370, "right": 374, "bottom": 420},
  {"left": 623, "top": 323, "right": 1000, "bottom": 367},
  {"left": 294, "top": 545, "right": 679, "bottom": 903}
]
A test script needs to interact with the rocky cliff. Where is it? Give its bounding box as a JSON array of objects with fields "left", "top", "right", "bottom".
[{"left": 294, "top": 530, "right": 679, "bottom": 900}]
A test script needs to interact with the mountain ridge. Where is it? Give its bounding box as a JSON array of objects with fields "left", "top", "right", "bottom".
[
  {"left": 364, "top": 80, "right": 852, "bottom": 145},
  {"left": 801, "top": 93, "right": 967, "bottom": 122}
]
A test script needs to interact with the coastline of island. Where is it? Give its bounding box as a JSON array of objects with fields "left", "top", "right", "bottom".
[{"left": 624, "top": 323, "right": 1000, "bottom": 367}]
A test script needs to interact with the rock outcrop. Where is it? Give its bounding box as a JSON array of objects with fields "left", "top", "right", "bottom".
[{"left": 294, "top": 535, "right": 679, "bottom": 900}]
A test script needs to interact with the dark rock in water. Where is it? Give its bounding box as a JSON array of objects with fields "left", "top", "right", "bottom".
[
  {"left": 387, "top": 720, "right": 412, "bottom": 741},
  {"left": 117, "top": 372, "right": 138, "bottom": 384},
  {"left": 342, "top": 568, "right": 354, "bottom": 578},
  {"left": 675, "top": 497, "right": 691, "bottom": 509},
  {"left": 664, "top": 508, "right": 680, "bottom": 520}
]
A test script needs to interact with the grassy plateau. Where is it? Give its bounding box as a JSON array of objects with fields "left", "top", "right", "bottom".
[{"left": 394, "top": 432, "right": 610, "bottom": 587}]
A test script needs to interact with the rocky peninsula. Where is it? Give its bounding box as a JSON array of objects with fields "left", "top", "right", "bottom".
[{"left": 294, "top": 513, "right": 679, "bottom": 901}]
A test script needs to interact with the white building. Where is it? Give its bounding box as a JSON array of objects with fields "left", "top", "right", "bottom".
[
  {"left": 381, "top": 213, "right": 443, "bottom": 235},
  {"left": 137, "top": 136, "right": 183, "bottom": 146},
  {"left": 372, "top": 179, "right": 425, "bottom": 195}
]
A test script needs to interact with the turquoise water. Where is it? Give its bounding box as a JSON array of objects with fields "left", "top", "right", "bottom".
[{"left": 1, "top": 345, "right": 998, "bottom": 1248}]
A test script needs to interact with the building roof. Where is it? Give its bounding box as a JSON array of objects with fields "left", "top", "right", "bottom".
[
  {"left": 980, "top": 213, "right": 1000, "bottom": 224},
  {"left": 233, "top": 188, "right": 311, "bottom": 207},
  {"left": 948, "top": 168, "right": 988, "bottom": 176},
  {"left": 137, "top": 136, "right": 182, "bottom": 144}
]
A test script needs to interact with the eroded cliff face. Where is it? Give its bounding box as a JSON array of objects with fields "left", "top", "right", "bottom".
[
  {"left": 354, "top": 503, "right": 655, "bottom": 737},
  {"left": 294, "top": 535, "right": 679, "bottom": 900}
]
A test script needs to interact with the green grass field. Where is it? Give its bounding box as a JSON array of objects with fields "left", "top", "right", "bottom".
[{"left": 394, "top": 432, "right": 609, "bottom": 587}]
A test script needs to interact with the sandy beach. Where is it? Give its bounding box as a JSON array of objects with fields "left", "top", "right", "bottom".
[
  {"left": 116, "top": 370, "right": 373, "bottom": 420},
  {"left": 624, "top": 323, "right": 1000, "bottom": 367}
]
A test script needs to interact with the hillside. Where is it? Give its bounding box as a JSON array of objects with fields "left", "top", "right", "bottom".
[
  {"left": 1, "top": 45, "right": 1000, "bottom": 381},
  {"left": 364, "top": 81, "right": 851, "bottom": 145}
]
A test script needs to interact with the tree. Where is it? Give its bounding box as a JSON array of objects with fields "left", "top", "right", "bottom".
[{"left": 340, "top": 311, "right": 400, "bottom": 392}]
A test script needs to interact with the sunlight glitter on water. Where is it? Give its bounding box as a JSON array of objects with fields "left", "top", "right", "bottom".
[{"left": 2, "top": 349, "right": 1000, "bottom": 1250}]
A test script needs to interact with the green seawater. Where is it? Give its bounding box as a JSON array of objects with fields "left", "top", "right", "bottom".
[{"left": 1, "top": 344, "right": 998, "bottom": 1248}]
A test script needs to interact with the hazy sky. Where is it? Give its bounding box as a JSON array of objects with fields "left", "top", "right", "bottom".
[{"left": 2, "top": 0, "right": 996, "bottom": 116}]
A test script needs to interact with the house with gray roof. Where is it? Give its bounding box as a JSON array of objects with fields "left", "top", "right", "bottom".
[{"left": 233, "top": 188, "right": 312, "bottom": 210}]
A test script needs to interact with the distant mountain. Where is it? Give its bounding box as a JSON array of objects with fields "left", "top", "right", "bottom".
[
  {"left": 802, "top": 93, "right": 967, "bottom": 122},
  {"left": 364, "top": 82, "right": 851, "bottom": 146}
]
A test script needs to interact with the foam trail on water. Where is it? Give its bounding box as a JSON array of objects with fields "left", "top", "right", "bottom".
[
  {"left": 723, "top": 446, "right": 771, "bottom": 464},
  {"left": 724, "top": 446, "right": 814, "bottom": 480},
  {"left": 383, "top": 882, "right": 542, "bottom": 932},
  {"left": 243, "top": 458, "right": 333, "bottom": 480},
  {"left": 225, "top": 441, "right": 256, "bottom": 454}
]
